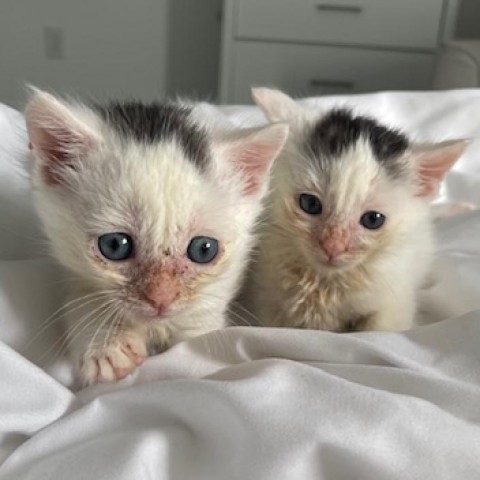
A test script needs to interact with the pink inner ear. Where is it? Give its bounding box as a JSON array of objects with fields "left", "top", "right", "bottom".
[
  {"left": 417, "top": 158, "right": 455, "bottom": 198},
  {"left": 237, "top": 144, "right": 276, "bottom": 195},
  {"left": 414, "top": 140, "right": 469, "bottom": 198},
  {"left": 31, "top": 126, "right": 91, "bottom": 185},
  {"left": 26, "top": 92, "right": 99, "bottom": 186},
  {"left": 33, "top": 126, "right": 74, "bottom": 164},
  {"left": 227, "top": 124, "right": 288, "bottom": 196}
]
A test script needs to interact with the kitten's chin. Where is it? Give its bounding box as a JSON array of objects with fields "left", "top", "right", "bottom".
[{"left": 320, "top": 260, "right": 351, "bottom": 271}]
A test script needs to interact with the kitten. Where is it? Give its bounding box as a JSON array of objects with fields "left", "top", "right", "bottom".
[
  {"left": 244, "top": 88, "right": 469, "bottom": 332},
  {"left": 25, "top": 89, "right": 288, "bottom": 386}
]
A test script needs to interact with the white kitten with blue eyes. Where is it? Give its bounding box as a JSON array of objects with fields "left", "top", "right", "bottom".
[
  {"left": 25, "top": 89, "right": 288, "bottom": 386},
  {"left": 245, "top": 88, "right": 469, "bottom": 333}
]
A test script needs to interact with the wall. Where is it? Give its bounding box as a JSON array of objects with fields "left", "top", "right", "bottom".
[
  {"left": 166, "top": 0, "right": 222, "bottom": 100},
  {"left": 0, "top": 0, "right": 169, "bottom": 108}
]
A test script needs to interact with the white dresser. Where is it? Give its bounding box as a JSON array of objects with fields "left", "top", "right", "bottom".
[{"left": 219, "top": 0, "right": 452, "bottom": 103}]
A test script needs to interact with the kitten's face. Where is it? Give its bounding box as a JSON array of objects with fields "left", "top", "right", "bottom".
[
  {"left": 276, "top": 139, "right": 415, "bottom": 271},
  {"left": 26, "top": 91, "right": 288, "bottom": 322},
  {"left": 59, "top": 142, "right": 243, "bottom": 321}
]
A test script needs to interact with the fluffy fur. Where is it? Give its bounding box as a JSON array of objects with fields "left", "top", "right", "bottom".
[
  {"left": 25, "top": 89, "right": 288, "bottom": 386},
  {"left": 244, "top": 88, "right": 469, "bottom": 332}
]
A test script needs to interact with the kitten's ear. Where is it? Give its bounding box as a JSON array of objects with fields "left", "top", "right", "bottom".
[
  {"left": 216, "top": 123, "right": 289, "bottom": 196},
  {"left": 410, "top": 139, "right": 470, "bottom": 198},
  {"left": 252, "top": 87, "right": 302, "bottom": 122},
  {"left": 25, "top": 88, "right": 101, "bottom": 185}
]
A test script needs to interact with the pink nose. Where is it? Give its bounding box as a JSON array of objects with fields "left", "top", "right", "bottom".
[
  {"left": 320, "top": 237, "right": 347, "bottom": 260},
  {"left": 143, "top": 271, "right": 180, "bottom": 315}
]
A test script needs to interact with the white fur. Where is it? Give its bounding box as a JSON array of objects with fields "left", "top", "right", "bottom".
[
  {"left": 25, "top": 90, "right": 288, "bottom": 386},
  {"left": 244, "top": 88, "right": 468, "bottom": 333}
]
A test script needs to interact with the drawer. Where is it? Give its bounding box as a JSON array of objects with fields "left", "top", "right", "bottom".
[
  {"left": 228, "top": 41, "right": 435, "bottom": 103},
  {"left": 236, "top": 0, "right": 444, "bottom": 50}
]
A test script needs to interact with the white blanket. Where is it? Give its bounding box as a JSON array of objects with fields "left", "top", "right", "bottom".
[{"left": 1, "top": 91, "right": 480, "bottom": 479}]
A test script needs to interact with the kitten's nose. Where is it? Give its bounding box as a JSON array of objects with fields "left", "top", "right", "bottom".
[
  {"left": 143, "top": 270, "right": 180, "bottom": 315},
  {"left": 320, "top": 236, "right": 347, "bottom": 260}
]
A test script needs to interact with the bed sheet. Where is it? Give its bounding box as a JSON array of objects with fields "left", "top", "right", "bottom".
[{"left": 1, "top": 90, "right": 480, "bottom": 479}]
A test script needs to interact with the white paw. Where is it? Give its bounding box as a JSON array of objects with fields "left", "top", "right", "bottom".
[{"left": 77, "top": 331, "right": 148, "bottom": 387}]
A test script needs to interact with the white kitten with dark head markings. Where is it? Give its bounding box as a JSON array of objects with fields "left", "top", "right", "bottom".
[
  {"left": 245, "top": 88, "right": 469, "bottom": 332},
  {"left": 25, "top": 89, "right": 288, "bottom": 386}
]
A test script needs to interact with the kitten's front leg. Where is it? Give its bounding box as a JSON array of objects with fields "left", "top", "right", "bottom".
[
  {"left": 66, "top": 305, "right": 148, "bottom": 386},
  {"left": 77, "top": 329, "right": 148, "bottom": 386}
]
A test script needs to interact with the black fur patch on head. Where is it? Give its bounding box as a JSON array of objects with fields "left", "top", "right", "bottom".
[
  {"left": 95, "top": 101, "right": 209, "bottom": 168},
  {"left": 306, "top": 109, "right": 409, "bottom": 178}
]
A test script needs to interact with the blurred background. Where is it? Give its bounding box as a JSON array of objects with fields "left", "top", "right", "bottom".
[{"left": 1, "top": 0, "right": 480, "bottom": 109}]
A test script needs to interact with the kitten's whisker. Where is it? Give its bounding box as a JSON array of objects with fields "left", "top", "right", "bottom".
[
  {"left": 54, "top": 301, "right": 117, "bottom": 364},
  {"left": 44, "top": 299, "right": 114, "bottom": 364},
  {"left": 102, "top": 305, "right": 122, "bottom": 351},
  {"left": 107, "top": 313, "right": 123, "bottom": 350},
  {"left": 58, "top": 299, "right": 115, "bottom": 351},
  {"left": 28, "top": 290, "right": 116, "bottom": 347},
  {"left": 230, "top": 300, "right": 263, "bottom": 326},
  {"left": 85, "top": 302, "right": 119, "bottom": 356},
  {"left": 197, "top": 293, "right": 262, "bottom": 327},
  {"left": 227, "top": 309, "right": 255, "bottom": 327},
  {"left": 198, "top": 327, "right": 229, "bottom": 361}
]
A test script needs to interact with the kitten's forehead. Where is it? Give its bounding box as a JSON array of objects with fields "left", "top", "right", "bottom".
[
  {"left": 304, "top": 109, "right": 409, "bottom": 179},
  {"left": 81, "top": 141, "right": 232, "bottom": 250},
  {"left": 95, "top": 101, "right": 209, "bottom": 169}
]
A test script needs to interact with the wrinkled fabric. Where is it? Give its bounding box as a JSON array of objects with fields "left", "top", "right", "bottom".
[{"left": 1, "top": 91, "right": 480, "bottom": 479}]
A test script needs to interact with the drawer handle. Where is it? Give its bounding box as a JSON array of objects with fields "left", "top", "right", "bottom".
[
  {"left": 315, "top": 4, "right": 363, "bottom": 14},
  {"left": 309, "top": 79, "right": 355, "bottom": 90}
]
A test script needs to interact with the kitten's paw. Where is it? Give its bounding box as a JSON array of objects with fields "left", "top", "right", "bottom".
[{"left": 78, "top": 332, "right": 148, "bottom": 386}]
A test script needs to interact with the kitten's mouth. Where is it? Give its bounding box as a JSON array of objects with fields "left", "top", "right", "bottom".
[
  {"left": 319, "top": 254, "right": 353, "bottom": 270},
  {"left": 145, "top": 307, "right": 171, "bottom": 321},
  {"left": 132, "top": 301, "right": 172, "bottom": 322},
  {"left": 321, "top": 252, "right": 366, "bottom": 271},
  {"left": 323, "top": 259, "right": 346, "bottom": 269}
]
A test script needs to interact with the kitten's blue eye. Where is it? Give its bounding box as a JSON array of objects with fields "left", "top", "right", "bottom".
[
  {"left": 299, "top": 193, "right": 322, "bottom": 215},
  {"left": 360, "top": 211, "right": 386, "bottom": 230},
  {"left": 98, "top": 233, "right": 133, "bottom": 261},
  {"left": 187, "top": 236, "right": 219, "bottom": 264}
]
